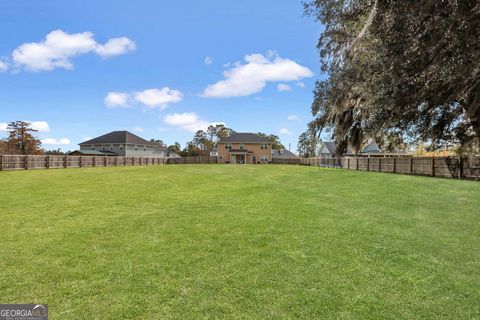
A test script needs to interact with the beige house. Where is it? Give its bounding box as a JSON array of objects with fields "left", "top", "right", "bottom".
[
  {"left": 77, "top": 131, "right": 168, "bottom": 157},
  {"left": 217, "top": 133, "right": 272, "bottom": 164}
]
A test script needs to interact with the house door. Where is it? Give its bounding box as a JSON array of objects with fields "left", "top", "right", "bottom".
[{"left": 230, "top": 154, "right": 236, "bottom": 164}]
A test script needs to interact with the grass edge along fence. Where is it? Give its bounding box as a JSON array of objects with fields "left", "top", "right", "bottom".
[{"left": 289, "top": 156, "right": 480, "bottom": 180}]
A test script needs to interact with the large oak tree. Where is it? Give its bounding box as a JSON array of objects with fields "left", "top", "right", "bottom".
[{"left": 304, "top": 0, "right": 480, "bottom": 154}]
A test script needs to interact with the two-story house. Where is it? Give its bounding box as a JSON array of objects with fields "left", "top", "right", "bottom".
[
  {"left": 217, "top": 133, "right": 272, "bottom": 164},
  {"left": 77, "top": 131, "right": 168, "bottom": 157}
]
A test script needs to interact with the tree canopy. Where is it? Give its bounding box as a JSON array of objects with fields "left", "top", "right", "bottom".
[
  {"left": 1, "top": 121, "right": 43, "bottom": 155},
  {"left": 256, "top": 133, "right": 285, "bottom": 150},
  {"left": 304, "top": 0, "right": 480, "bottom": 155}
]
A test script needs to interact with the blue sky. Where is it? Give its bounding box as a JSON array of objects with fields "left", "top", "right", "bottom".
[{"left": 0, "top": 0, "right": 322, "bottom": 152}]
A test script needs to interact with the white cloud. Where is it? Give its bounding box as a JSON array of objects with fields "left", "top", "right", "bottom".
[
  {"left": 82, "top": 136, "right": 92, "bottom": 141},
  {"left": 133, "top": 126, "right": 144, "bottom": 132},
  {"left": 133, "top": 87, "right": 183, "bottom": 110},
  {"left": 204, "top": 56, "right": 213, "bottom": 65},
  {"left": 104, "top": 92, "right": 130, "bottom": 108},
  {"left": 287, "top": 114, "right": 299, "bottom": 121},
  {"left": 279, "top": 128, "right": 293, "bottom": 135},
  {"left": 164, "top": 112, "right": 199, "bottom": 126},
  {"left": 104, "top": 87, "right": 183, "bottom": 110},
  {"left": 95, "top": 37, "right": 136, "bottom": 58},
  {"left": 11, "top": 29, "right": 135, "bottom": 72},
  {"left": 42, "top": 138, "right": 71, "bottom": 145},
  {"left": 0, "top": 121, "right": 50, "bottom": 132},
  {"left": 296, "top": 82, "right": 305, "bottom": 88},
  {"left": 163, "top": 112, "right": 223, "bottom": 133},
  {"left": 202, "top": 52, "right": 313, "bottom": 98},
  {"left": 30, "top": 121, "right": 50, "bottom": 132},
  {"left": 0, "top": 59, "right": 8, "bottom": 72},
  {"left": 277, "top": 83, "right": 292, "bottom": 92}
]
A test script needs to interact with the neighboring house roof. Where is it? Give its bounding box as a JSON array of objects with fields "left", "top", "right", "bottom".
[
  {"left": 69, "top": 150, "right": 117, "bottom": 156},
  {"left": 218, "top": 133, "right": 271, "bottom": 144},
  {"left": 361, "top": 141, "right": 381, "bottom": 153},
  {"left": 319, "top": 142, "right": 354, "bottom": 155},
  {"left": 167, "top": 151, "right": 182, "bottom": 158},
  {"left": 79, "top": 131, "right": 166, "bottom": 149},
  {"left": 272, "top": 149, "right": 299, "bottom": 159},
  {"left": 320, "top": 142, "right": 337, "bottom": 154}
]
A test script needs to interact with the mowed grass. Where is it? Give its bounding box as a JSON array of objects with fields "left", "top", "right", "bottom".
[{"left": 0, "top": 165, "right": 479, "bottom": 319}]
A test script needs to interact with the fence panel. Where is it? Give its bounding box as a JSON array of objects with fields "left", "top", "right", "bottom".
[
  {"left": 27, "top": 155, "right": 48, "bottom": 169},
  {"left": 369, "top": 158, "right": 380, "bottom": 171},
  {"left": 380, "top": 158, "right": 394, "bottom": 173},
  {"left": 464, "top": 157, "right": 480, "bottom": 180},
  {"left": 395, "top": 158, "right": 411, "bottom": 174},
  {"left": 412, "top": 157, "right": 432, "bottom": 176},
  {"left": 67, "top": 156, "right": 81, "bottom": 168}
]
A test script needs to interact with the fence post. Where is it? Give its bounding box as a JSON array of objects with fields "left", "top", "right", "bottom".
[
  {"left": 458, "top": 156, "right": 463, "bottom": 179},
  {"left": 356, "top": 158, "right": 359, "bottom": 170},
  {"left": 114, "top": 157, "right": 118, "bottom": 166},
  {"left": 347, "top": 158, "right": 350, "bottom": 170},
  {"left": 0, "top": 155, "right": 2, "bottom": 171},
  {"left": 378, "top": 158, "right": 382, "bottom": 172},
  {"left": 104, "top": 156, "right": 107, "bottom": 167},
  {"left": 79, "top": 156, "right": 82, "bottom": 168},
  {"left": 46, "top": 156, "right": 50, "bottom": 169},
  {"left": 431, "top": 157, "right": 435, "bottom": 177},
  {"left": 25, "top": 155, "right": 29, "bottom": 170},
  {"left": 63, "top": 156, "right": 67, "bottom": 168},
  {"left": 92, "top": 156, "right": 96, "bottom": 167},
  {"left": 392, "top": 157, "right": 396, "bottom": 173},
  {"left": 410, "top": 157, "right": 413, "bottom": 174},
  {"left": 367, "top": 157, "right": 370, "bottom": 171}
]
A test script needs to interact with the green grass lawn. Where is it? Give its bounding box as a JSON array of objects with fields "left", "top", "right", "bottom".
[{"left": 0, "top": 165, "right": 479, "bottom": 319}]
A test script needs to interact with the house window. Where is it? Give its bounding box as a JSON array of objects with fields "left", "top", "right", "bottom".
[
  {"left": 261, "top": 155, "right": 268, "bottom": 162},
  {"left": 225, "top": 143, "right": 232, "bottom": 150},
  {"left": 91, "top": 146, "right": 94, "bottom": 150},
  {"left": 219, "top": 155, "right": 223, "bottom": 160},
  {"left": 120, "top": 145, "right": 123, "bottom": 150},
  {"left": 260, "top": 143, "right": 268, "bottom": 149},
  {"left": 239, "top": 144, "right": 244, "bottom": 150},
  {"left": 135, "top": 146, "right": 138, "bottom": 151}
]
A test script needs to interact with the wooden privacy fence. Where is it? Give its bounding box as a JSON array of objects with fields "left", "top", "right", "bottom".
[
  {"left": 0, "top": 155, "right": 167, "bottom": 171},
  {"left": 271, "top": 158, "right": 301, "bottom": 165},
  {"left": 298, "top": 156, "right": 480, "bottom": 180},
  {"left": 166, "top": 156, "right": 218, "bottom": 164}
]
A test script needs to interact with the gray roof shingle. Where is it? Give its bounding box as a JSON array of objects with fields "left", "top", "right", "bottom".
[
  {"left": 79, "top": 131, "right": 165, "bottom": 149},
  {"left": 319, "top": 142, "right": 354, "bottom": 155},
  {"left": 272, "top": 149, "right": 299, "bottom": 159},
  {"left": 361, "top": 141, "right": 381, "bottom": 153}
]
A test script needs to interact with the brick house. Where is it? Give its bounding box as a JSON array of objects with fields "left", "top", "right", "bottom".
[{"left": 217, "top": 133, "right": 272, "bottom": 164}]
